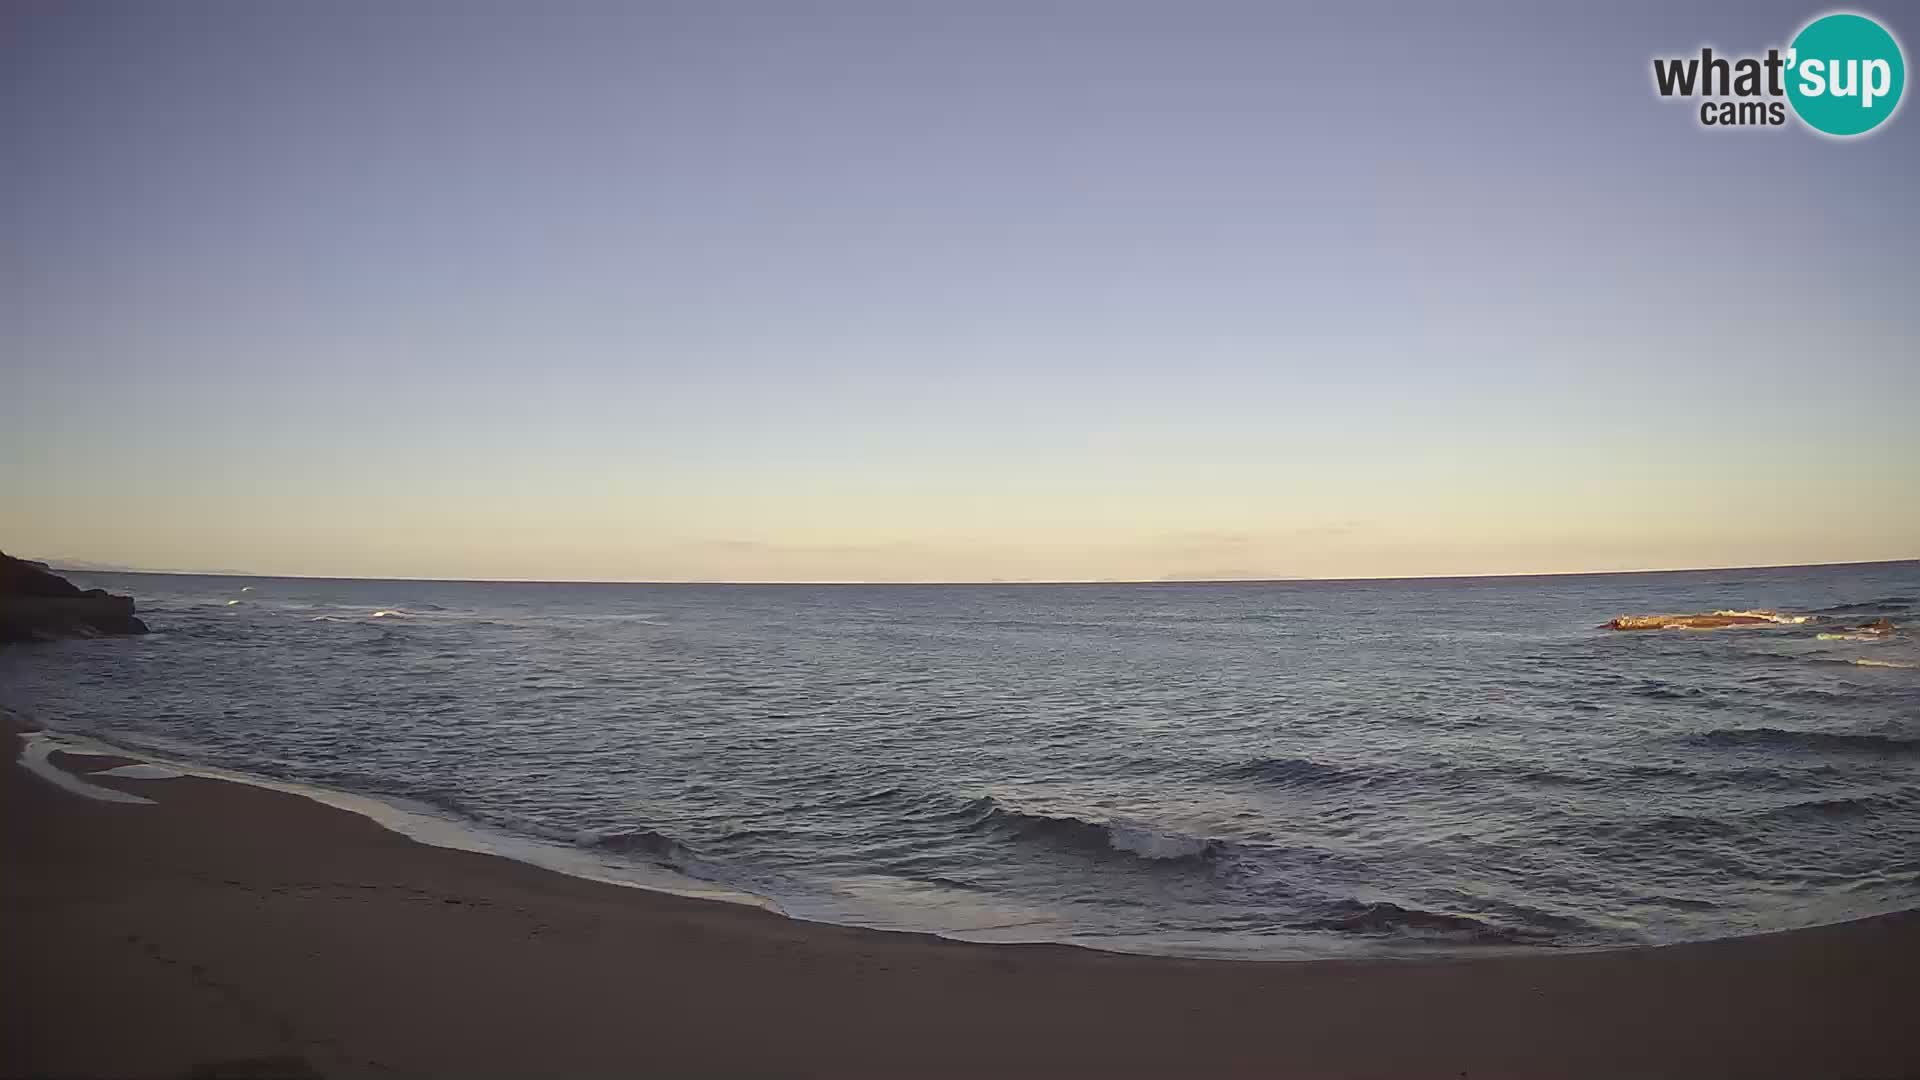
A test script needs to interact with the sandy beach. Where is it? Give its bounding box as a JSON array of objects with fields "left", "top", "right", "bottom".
[{"left": 2, "top": 721, "right": 1915, "bottom": 1079}]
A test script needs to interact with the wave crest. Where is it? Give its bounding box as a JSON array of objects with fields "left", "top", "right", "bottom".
[
  {"left": 1818, "top": 596, "right": 1915, "bottom": 615},
  {"left": 1220, "top": 756, "right": 1362, "bottom": 789},
  {"left": 575, "top": 826, "right": 699, "bottom": 865},
  {"left": 1296, "top": 900, "right": 1541, "bottom": 944},
  {"left": 1686, "top": 727, "right": 1920, "bottom": 755},
  {"left": 964, "top": 797, "right": 1225, "bottom": 862}
]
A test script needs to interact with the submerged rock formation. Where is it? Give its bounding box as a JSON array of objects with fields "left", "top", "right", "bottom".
[
  {"left": 1608, "top": 610, "right": 1904, "bottom": 636},
  {"left": 1816, "top": 618, "right": 1900, "bottom": 641},
  {"left": 0, "top": 552, "right": 150, "bottom": 642},
  {"left": 1605, "top": 610, "right": 1797, "bottom": 631}
]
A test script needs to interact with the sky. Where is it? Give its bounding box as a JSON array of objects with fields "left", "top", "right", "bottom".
[{"left": 4, "top": 1, "right": 1917, "bottom": 582}]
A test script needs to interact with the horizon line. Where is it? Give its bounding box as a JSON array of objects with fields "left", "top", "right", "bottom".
[{"left": 33, "top": 556, "right": 1920, "bottom": 588}]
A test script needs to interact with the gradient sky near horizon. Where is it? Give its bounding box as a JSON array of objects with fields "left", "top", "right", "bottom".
[{"left": 5, "top": 1, "right": 1917, "bottom": 582}]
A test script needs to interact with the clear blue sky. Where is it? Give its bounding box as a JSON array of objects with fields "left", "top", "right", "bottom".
[{"left": 5, "top": 1, "right": 1916, "bottom": 581}]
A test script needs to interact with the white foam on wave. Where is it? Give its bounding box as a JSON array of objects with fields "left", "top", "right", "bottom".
[
  {"left": 1713, "top": 610, "right": 1810, "bottom": 625},
  {"left": 308, "top": 609, "right": 465, "bottom": 624},
  {"left": 1106, "top": 821, "right": 1212, "bottom": 860},
  {"left": 1853, "top": 658, "right": 1916, "bottom": 669}
]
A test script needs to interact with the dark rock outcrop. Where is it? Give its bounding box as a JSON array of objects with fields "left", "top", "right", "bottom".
[{"left": 0, "top": 552, "right": 150, "bottom": 642}]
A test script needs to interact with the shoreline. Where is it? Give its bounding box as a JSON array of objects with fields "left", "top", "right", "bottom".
[
  {"left": 12, "top": 719, "right": 782, "bottom": 916},
  {"left": 0, "top": 720, "right": 1591, "bottom": 963},
  {"left": 18, "top": 717, "right": 1909, "bottom": 965},
  {"left": 6, "top": 720, "right": 1919, "bottom": 1078}
]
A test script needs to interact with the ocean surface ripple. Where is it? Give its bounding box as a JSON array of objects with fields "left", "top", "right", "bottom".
[{"left": 4, "top": 562, "right": 1917, "bottom": 959}]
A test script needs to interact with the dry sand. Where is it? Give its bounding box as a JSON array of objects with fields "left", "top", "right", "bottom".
[{"left": 4, "top": 721, "right": 1917, "bottom": 1079}]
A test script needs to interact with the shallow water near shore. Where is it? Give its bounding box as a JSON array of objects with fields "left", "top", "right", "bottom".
[{"left": 5, "top": 562, "right": 1917, "bottom": 959}]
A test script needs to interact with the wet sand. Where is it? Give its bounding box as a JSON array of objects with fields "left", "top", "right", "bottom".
[{"left": 4, "top": 722, "right": 1917, "bottom": 1079}]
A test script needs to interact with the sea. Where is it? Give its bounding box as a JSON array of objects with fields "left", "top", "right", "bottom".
[{"left": 4, "top": 561, "right": 1917, "bottom": 960}]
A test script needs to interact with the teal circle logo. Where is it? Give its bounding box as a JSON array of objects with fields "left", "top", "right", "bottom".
[{"left": 1786, "top": 13, "right": 1905, "bottom": 136}]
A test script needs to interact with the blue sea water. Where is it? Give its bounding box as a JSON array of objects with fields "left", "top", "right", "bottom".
[{"left": 4, "top": 562, "right": 1917, "bottom": 959}]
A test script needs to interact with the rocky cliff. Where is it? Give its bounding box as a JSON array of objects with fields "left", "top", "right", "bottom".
[{"left": 0, "top": 553, "right": 151, "bottom": 642}]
